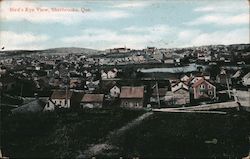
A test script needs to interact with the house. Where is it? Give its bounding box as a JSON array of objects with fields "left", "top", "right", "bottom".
[
  {"left": 190, "top": 75, "right": 210, "bottom": 84},
  {"left": 86, "top": 80, "right": 100, "bottom": 91},
  {"left": 110, "top": 85, "right": 120, "bottom": 98},
  {"left": 152, "top": 51, "right": 163, "bottom": 62},
  {"left": 145, "top": 47, "right": 156, "bottom": 54},
  {"left": 85, "top": 71, "right": 92, "bottom": 78},
  {"left": 70, "top": 78, "right": 82, "bottom": 89},
  {"left": 216, "top": 69, "right": 231, "bottom": 85},
  {"left": 109, "top": 47, "right": 131, "bottom": 53},
  {"left": 232, "top": 70, "right": 241, "bottom": 79},
  {"left": 120, "top": 86, "right": 144, "bottom": 108},
  {"left": 164, "top": 58, "right": 174, "bottom": 64},
  {"left": 171, "top": 81, "right": 189, "bottom": 92},
  {"left": 172, "top": 87, "right": 190, "bottom": 105},
  {"left": 44, "top": 90, "right": 73, "bottom": 111},
  {"left": 150, "top": 88, "right": 168, "bottom": 103},
  {"left": 0, "top": 66, "right": 7, "bottom": 75},
  {"left": 107, "top": 68, "right": 118, "bottom": 78},
  {"left": 101, "top": 70, "right": 108, "bottom": 79},
  {"left": 191, "top": 78, "right": 216, "bottom": 100},
  {"left": 242, "top": 72, "right": 250, "bottom": 86},
  {"left": 80, "top": 94, "right": 104, "bottom": 108},
  {"left": 180, "top": 75, "right": 189, "bottom": 82}
]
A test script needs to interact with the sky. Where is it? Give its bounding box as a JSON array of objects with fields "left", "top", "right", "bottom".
[{"left": 0, "top": 0, "right": 249, "bottom": 50}]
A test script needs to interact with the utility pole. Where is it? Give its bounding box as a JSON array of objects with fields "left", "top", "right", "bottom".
[
  {"left": 20, "top": 83, "right": 23, "bottom": 97},
  {"left": 226, "top": 75, "right": 231, "bottom": 99},
  {"left": 156, "top": 81, "right": 160, "bottom": 108},
  {"left": 65, "top": 73, "right": 70, "bottom": 108},
  {"left": 66, "top": 84, "right": 68, "bottom": 108}
]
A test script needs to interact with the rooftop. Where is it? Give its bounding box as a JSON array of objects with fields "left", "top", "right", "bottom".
[
  {"left": 51, "top": 90, "right": 73, "bottom": 99},
  {"left": 81, "top": 94, "right": 104, "bottom": 103},
  {"left": 120, "top": 86, "right": 144, "bottom": 99}
]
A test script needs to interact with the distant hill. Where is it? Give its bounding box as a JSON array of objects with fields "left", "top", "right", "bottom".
[
  {"left": 41, "top": 47, "right": 103, "bottom": 54},
  {"left": 0, "top": 47, "right": 103, "bottom": 56},
  {"left": 1, "top": 43, "right": 250, "bottom": 56}
]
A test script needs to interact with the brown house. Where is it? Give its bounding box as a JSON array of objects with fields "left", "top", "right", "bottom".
[
  {"left": 80, "top": 94, "right": 104, "bottom": 108},
  {"left": 120, "top": 86, "right": 144, "bottom": 108}
]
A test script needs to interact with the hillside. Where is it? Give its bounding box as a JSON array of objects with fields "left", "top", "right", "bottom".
[{"left": 0, "top": 47, "right": 103, "bottom": 56}]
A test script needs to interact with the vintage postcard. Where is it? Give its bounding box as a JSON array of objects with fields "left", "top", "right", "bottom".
[{"left": 0, "top": 0, "right": 250, "bottom": 158}]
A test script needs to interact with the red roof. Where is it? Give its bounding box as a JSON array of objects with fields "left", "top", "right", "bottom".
[
  {"left": 120, "top": 86, "right": 144, "bottom": 98},
  {"left": 192, "top": 78, "right": 214, "bottom": 88},
  {"left": 192, "top": 78, "right": 205, "bottom": 88}
]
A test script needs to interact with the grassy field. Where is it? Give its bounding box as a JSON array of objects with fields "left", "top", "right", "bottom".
[
  {"left": 1, "top": 108, "right": 250, "bottom": 158},
  {"left": 107, "top": 110, "right": 250, "bottom": 158},
  {"left": 1, "top": 108, "right": 144, "bottom": 158}
]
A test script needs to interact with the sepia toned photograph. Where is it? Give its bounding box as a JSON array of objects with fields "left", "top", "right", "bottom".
[{"left": 0, "top": 0, "right": 250, "bottom": 158}]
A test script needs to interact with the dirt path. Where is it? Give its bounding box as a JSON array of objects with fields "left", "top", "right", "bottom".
[{"left": 78, "top": 112, "right": 153, "bottom": 158}]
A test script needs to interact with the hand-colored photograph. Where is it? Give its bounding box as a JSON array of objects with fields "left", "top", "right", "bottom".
[{"left": 0, "top": 0, "right": 250, "bottom": 158}]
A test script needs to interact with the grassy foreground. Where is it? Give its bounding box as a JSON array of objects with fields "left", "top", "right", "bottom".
[
  {"left": 1, "top": 108, "right": 144, "bottom": 158},
  {"left": 108, "top": 110, "right": 250, "bottom": 158}
]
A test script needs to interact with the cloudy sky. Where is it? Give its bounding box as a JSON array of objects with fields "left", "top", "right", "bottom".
[{"left": 0, "top": 0, "right": 249, "bottom": 50}]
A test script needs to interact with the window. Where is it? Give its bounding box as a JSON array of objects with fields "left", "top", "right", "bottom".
[
  {"left": 200, "top": 84, "right": 205, "bottom": 89},
  {"left": 208, "top": 91, "right": 212, "bottom": 95},
  {"left": 208, "top": 85, "right": 211, "bottom": 89}
]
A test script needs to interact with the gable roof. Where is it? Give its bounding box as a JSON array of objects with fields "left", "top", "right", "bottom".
[
  {"left": 184, "top": 76, "right": 194, "bottom": 85},
  {"left": 232, "top": 70, "right": 241, "bottom": 78},
  {"left": 173, "top": 86, "right": 189, "bottom": 93},
  {"left": 51, "top": 90, "right": 73, "bottom": 99},
  {"left": 243, "top": 72, "right": 250, "bottom": 79},
  {"left": 110, "top": 85, "right": 120, "bottom": 90},
  {"left": 192, "top": 78, "right": 214, "bottom": 88},
  {"left": 120, "top": 86, "right": 144, "bottom": 98},
  {"left": 11, "top": 99, "right": 47, "bottom": 114},
  {"left": 81, "top": 94, "right": 104, "bottom": 103}
]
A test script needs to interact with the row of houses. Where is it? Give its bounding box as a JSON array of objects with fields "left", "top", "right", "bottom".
[
  {"left": 150, "top": 74, "right": 216, "bottom": 106},
  {"left": 44, "top": 85, "right": 145, "bottom": 111},
  {"left": 43, "top": 73, "right": 219, "bottom": 111}
]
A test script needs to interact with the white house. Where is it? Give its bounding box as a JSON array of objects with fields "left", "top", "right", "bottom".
[
  {"left": 0, "top": 67, "right": 7, "bottom": 75},
  {"left": 101, "top": 71, "right": 108, "bottom": 79},
  {"left": 110, "top": 85, "right": 121, "bottom": 98},
  {"left": 44, "top": 90, "right": 73, "bottom": 111},
  {"left": 107, "top": 69, "right": 118, "bottom": 78},
  {"left": 35, "top": 66, "right": 41, "bottom": 71},
  {"left": 180, "top": 75, "right": 189, "bottom": 82},
  {"left": 242, "top": 72, "right": 250, "bottom": 86},
  {"left": 171, "top": 81, "right": 189, "bottom": 92}
]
